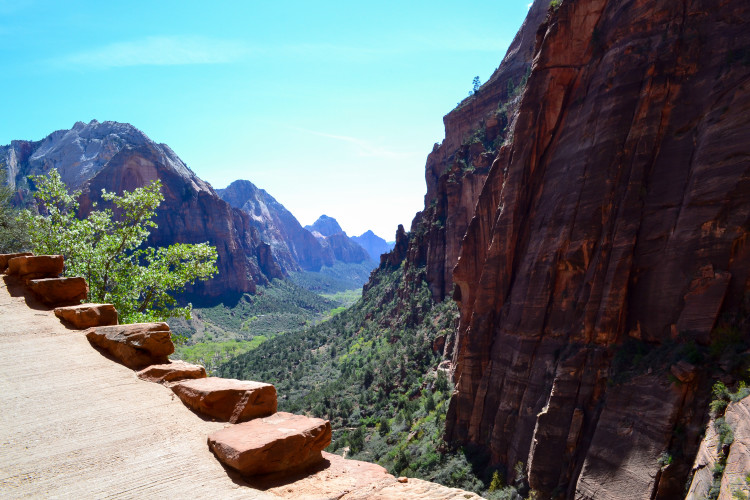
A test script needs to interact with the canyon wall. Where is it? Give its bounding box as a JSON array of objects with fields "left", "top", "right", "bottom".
[
  {"left": 445, "top": 0, "right": 750, "bottom": 498},
  {"left": 416, "top": 0, "right": 549, "bottom": 301}
]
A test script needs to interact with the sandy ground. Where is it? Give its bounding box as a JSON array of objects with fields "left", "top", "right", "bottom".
[{"left": 0, "top": 275, "right": 483, "bottom": 500}]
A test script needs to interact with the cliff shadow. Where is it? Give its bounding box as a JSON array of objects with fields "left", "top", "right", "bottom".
[
  {"left": 213, "top": 455, "right": 332, "bottom": 490},
  {"left": 2, "top": 275, "right": 53, "bottom": 312}
]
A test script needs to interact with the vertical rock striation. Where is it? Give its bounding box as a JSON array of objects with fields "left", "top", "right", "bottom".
[{"left": 446, "top": 0, "right": 750, "bottom": 498}]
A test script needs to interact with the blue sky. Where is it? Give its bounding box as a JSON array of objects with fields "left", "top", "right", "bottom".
[{"left": 0, "top": 1, "right": 531, "bottom": 239}]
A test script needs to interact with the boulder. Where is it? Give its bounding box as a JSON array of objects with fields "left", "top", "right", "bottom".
[
  {"left": 136, "top": 360, "right": 207, "bottom": 384},
  {"left": 28, "top": 277, "right": 88, "bottom": 307},
  {"left": 207, "top": 412, "right": 331, "bottom": 476},
  {"left": 54, "top": 303, "right": 118, "bottom": 328},
  {"left": 85, "top": 322, "right": 174, "bottom": 369},
  {"left": 171, "top": 377, "right": 277, "bottom": 423},
  {"left": 0, "top": 252, "right": 33, "bottom": 272},
  {"left": 7, "top": 255, "right": 64, "bottom": 280}
]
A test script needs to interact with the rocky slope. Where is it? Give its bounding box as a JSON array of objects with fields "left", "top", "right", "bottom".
[
  {"left": 218, "top": 180, "right": 331, "bottom": 272},
  {"left": 351, "top": 230, "right": 395, "bottom": 262},
  {"left": 443, "top": 0, "right": 750, "bottom": 498},
  {"left": 1, "top": 120, "right": 282, "bottom": 300}
]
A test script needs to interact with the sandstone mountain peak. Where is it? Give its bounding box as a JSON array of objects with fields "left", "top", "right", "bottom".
[{"left": 305, "top": 214, "right": 345, "bottom": 237}]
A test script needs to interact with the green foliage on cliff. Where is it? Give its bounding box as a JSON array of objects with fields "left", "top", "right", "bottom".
[
  {"left": 217, "top": 254, "right": 511, "bottom": 496},
  {"left": 0, "top": 166, "right": 29, "bottom": 252},
  {"left": 24, "top": 169, "right": 218, "bottom": 323}
]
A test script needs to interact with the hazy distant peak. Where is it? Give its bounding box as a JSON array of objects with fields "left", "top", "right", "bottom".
[
  {"left": 305, "top": 214, "right": 345, "bottom": 237},
  {"left": 351, "top": 229, "right": 395, "bottom": 261}
]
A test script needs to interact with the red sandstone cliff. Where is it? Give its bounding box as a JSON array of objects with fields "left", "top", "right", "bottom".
[
  {"left": 416, "top": 0, "right": 549, "bottom": 301},
  {"left": 445, "top": 0, "right": 750, "bottom": 498}
]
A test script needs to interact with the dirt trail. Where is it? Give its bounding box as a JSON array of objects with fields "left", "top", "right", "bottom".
[{"left": 0, "top": 277, "right": 272, "bottom": 499}]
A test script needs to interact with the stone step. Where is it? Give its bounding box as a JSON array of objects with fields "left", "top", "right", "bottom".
[
  {"left": 0, "top": 252, "right": 33, "bottom": 273},
  {"left": 7, "top": 255, "right": 63, "bottom": 280},
  {"left": 207, "top": 412, "right": 331, "bottom": 477},
  {"left": 85, "top": 323, "right": 174, "bottom": 370},
  {"left": 171, "top": 377, "right": 277, "bottom": 423},
  {"left": 137, "top": 361, "right": 207, "bottom": 384},
  {"left": 28, "top": 277, "right": 88, "bottom": 307},
  {"left": 54, "top": 303, "right": 118, "bottom": 328}
]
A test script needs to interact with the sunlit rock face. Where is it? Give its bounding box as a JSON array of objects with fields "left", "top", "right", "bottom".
[
  {"left": 219, "top": 180, "right": 332, "bottom": 272},
  {"left": 2, "top": 120, "right": 283, "bottom": 301},
  {"left": 445, "top": 0, "right": 750, "bottom": 498}
]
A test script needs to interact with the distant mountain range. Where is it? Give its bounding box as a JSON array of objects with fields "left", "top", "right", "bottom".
[{"left": 1, "top": 120, "right": 392, "bottom": 301}]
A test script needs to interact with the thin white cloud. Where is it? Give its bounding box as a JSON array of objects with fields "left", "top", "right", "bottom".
[
  {"left": 55, "top": 36, "right": 249, "bottom": 68},
  {"left": 293, "top": 127, "right": 418, "bottom": 160}
]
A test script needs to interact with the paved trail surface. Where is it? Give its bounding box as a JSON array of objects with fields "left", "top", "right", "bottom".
[{"left": 0, "top": 277, "right": 272, "bottom": 499}]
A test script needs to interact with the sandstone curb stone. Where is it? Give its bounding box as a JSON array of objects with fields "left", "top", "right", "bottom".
[
  {"left": 7, "top": 255, "right": 64, "bottom": 280},
  {"left": 171, "top": 377, "right": 277, "bottom": 423},
  {"left": 85, "top": 322, "right": 174, "bottom": 370},
  {"left": 137, "top": 360, "right": 207, "bottom": 384},
  {"left": 207, "top": 412, "right": 331, "bottom": 476},
  {"left": 28, "top": 277, "right": 88, "bottom": 307},
  {"left": 0, "top": 252, "right": 33, "bottom": 272},
  {"left": 54, "top": 303, "right": 118, "bottom": 328}
]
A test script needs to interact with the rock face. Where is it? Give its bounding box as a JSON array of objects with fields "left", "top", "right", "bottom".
[
  {"left": 54, "top": 303, "right": 118, "bottom": 328},
  {"left": 85, "top": 322, "right": 174, "bottom": 369},
  {"left": 389, "top": 0, "right": 549, "bottom": 303},
  {"left": 442, "top": 0, "right": 750, "bottom": 498},
  {"left": 218, "top": 180, "right": 331, "bottom": 272},
  {"left": 351, "top": 230, "right": 395, "bottom": 262},
  {"left": 136, "top": 360, "right": 207, "bottom": 384},
  {"left": 1, "top": 120, "right": 283, "bottom": 302},
  {"left": 28, "top": 277, "right": 88, "bottom": 307},
  {"left": 207, "top": 412, "right": 331, "bottom": 476},
  {"left": 171, "top": 377, "right": 277, "bottom": 423}
]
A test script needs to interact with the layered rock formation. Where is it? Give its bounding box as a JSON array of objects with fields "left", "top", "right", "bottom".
[
  {"left": 441, "top": 0, "right": 750, "bottom": 498},
  {"left": 1, "top": 121, "right": 283, "bottom": 301}
]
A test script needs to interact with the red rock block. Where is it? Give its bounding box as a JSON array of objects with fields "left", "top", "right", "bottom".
[
  {"left": 7, "top": 255, "right": 64, "bottom": 280},
  {"left": 207, "top": 412, "right": 331, "bottom": 476},
  {"left": 54, "top": 303, "right": 118, "bottom": 328},
  {"left": 85, "top": 322, "right": 174, "bottom": 370},
  {"left": 171, "top": 377, "right": 277, "bottom": 423},
  {"left": 28, "top": 277, "right": 88, "bottom": 307},
  {"left": 137, "top": 360, "right": 207, "bottom": 383},
  {"left": 0, "top": 252, "right": 33, "bottom": 272}
]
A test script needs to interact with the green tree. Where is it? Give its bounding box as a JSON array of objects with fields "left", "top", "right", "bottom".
[
  {"left": 471, "top": 76, "right": 481, "bottom": 95},
  {"left": 0, "top": 165, "right": 29, "bottom": 252},
  {"left": 25, "top": 169, "right": 218, "bottom": 323},
  {"left": 489, "top": 470, "right": 504, "bottom": 492}
]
